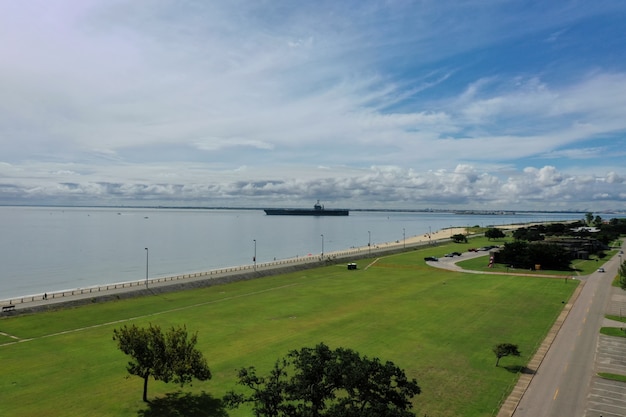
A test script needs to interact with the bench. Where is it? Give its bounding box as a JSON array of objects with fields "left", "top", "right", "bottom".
[{"left": 2, "top": 305, "right": 15, "bottom": 312}]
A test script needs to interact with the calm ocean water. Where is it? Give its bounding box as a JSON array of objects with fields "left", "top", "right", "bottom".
[{"left": 0, "top": 206, "right": 600, "bottom": 300}]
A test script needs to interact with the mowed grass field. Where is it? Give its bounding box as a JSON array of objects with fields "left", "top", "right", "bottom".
[{"left": 0, "top": 243, "right": 577, "bottom": 417}]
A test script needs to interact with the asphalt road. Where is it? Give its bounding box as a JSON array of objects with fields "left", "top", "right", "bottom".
[{"left": 511, "top": 245, "right": 625, "bottom": 417}]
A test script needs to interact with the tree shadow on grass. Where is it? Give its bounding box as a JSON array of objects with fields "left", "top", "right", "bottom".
[
  {"left": 503, "top": 365, "right": 535, "bottom": 375},
  {"left": 138, "top": 391, "right": 228, "bottom": 417}
]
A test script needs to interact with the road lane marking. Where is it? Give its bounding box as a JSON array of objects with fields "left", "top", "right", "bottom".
[{"left": 553, "top": 388, "right": 559, "bottom": 400}]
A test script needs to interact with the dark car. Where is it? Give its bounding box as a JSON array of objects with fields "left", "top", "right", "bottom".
[
  {"left": 424, "top": 256, "right": 438, "bottom": 262},
  {"left": 451, "top": 251, "right": 462, "bottom": 256}
]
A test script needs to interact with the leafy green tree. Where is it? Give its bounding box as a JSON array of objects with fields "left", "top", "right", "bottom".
[
  {"left": 499, "top": 241, "right": 570, "bottom": 270},
  {"left": 484, "top": 228, "right": 505, "bottom": 240},
  {"left": 493, "top": 343, "right": 521, "bottom": 367},
  {"left": 512, "top": 228, "right": 544, "bottom": 242},
  {"left": 499, "top": 241, "right": 532, "bottom": 268},
  {"left": 527, "top": 243, "right": 570, "bottom": 270},
  {"left": 593, "top": 215, "right": 603, "bottom": 227},
  {"left": 225, "top": 342, "right": 421, "bottom": 417},
  {"left": 544, "top": 222, "right": 567, "bottom": 235},
  {"left": 585, "top": 212, "right": 594, "bottom": 225},
  {"left": 113, "top": 324, "right": 211, "bottom": 402},
  {"left": 451, "top": 233, "right": 468, "bottom": 243},
  {"left": 224, "top": 361, "right": 292, "bottom": 417},
  {"left": 327, "top": 347, "right": 420, "bottom": 417}
]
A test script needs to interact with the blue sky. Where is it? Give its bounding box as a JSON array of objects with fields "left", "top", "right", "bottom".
[{"left": 1, "top": 0, "right": 625, "bottom": 211}]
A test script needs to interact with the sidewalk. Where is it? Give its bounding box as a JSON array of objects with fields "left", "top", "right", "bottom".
[{"left": 2, "top": 230, "right": 459, "bottom": 314}]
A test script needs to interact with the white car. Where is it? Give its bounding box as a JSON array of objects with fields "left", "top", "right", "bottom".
[{"left": 597, "top": 267, "right": 605, "bottom": 273}]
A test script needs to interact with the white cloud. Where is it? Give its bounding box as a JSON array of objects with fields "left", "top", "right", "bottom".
[
  {"left": 0, "top": 1, "right": 625, "bottom": 210},
  {"left": 605, "top": 172, "right": 624, "bottom": 184},
  {"left": 4, "top": 160, "right": 624, "bottom": 211}
]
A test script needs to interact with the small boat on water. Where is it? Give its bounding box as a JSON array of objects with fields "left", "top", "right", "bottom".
[{"left": 264, "top": 200, "right": 349, "bottom": 216}]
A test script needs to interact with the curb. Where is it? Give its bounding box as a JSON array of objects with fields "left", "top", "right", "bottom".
[{"left": 495, "top": 280, "right": 585, "bottom": 417}]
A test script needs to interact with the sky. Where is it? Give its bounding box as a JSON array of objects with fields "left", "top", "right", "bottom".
[{"left": 1, "top": 0, "right": 626, "bottom": 211}]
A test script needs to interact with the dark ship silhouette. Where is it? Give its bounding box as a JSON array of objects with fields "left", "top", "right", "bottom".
[{"left": 264, "top": 200, "right": 349, "bottom": 216}]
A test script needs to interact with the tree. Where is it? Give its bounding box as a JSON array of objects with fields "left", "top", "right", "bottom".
[
  {"left": 585, "top": 212, "right": 594, "bottom": 225},
  {"left": 493, "top": 343, "right": 521, "bottom": 367},
  {"left": 527, "top": 243, "right": 570, "bottom": 270},
  {"left": 484, "top": 228, "right": 505, "bottom": 240},
  {"left": 498, "top": 241, "right": 570, "bottom": 270},
  {"left": 545, "top": 222, "right": 567, "bottom": 235},
  {"left": 113, "top": 324, "right": 211, "bottom": 402},
  {"left": 512, "top": 227, "right": 544, "bottom": 242},
  {"left": 224, "top": 361, "right": 292, "bottom": 417},
  {"left": 451, "top": 233, "right": 468, "bottom": 243},
  {"left": 225, "top": 342, "right": 421, "bottom": 417},
  {"left": 328, "top": 348, "right": 420, "bottom": 417}
]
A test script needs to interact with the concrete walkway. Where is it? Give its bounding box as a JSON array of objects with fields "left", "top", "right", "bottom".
[{"left": 2, "top": 229, "right": 462, "bottom": 314}]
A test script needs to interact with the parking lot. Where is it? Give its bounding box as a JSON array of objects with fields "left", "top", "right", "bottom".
[{"left": 584, "top": 314, "right": 626, "bottom": 416}]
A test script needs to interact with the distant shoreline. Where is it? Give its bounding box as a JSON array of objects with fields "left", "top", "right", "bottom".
[
  {"left": 0, "top": 208, "right": 615, "bottom": 307},
  {"left": 0, "top": 204, "right": 612, "bottom": 215}
]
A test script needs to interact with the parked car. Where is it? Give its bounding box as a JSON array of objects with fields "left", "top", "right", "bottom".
[
  {"left": 597, "top": 267, "right": 605, "bottom": 273},
  {"left": 451, "top": 251, "right": 462, "bottom": 256},
  {"left": 424, "top": 256, "right": 439, "bottom": 262}
]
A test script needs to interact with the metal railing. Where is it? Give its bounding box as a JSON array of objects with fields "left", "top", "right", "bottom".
[{"left": 1, "top": 237, "right": 443, "bottom": 308}]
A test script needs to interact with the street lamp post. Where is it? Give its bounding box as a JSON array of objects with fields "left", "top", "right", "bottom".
[
  {"left": 403, "top": 228, "right": 406, "bottom": 249},
  {"left": 144, "top": 247, "right": 149, "bottom": 289},
  {"left": 321, "top": 234, "right": 324, "bottom": 258},
  {"left": 253, "top": 239, "right": 257, "bottom": 271},
  {"left": 368, "top": 231, "right": 371, "bottom": 255}
]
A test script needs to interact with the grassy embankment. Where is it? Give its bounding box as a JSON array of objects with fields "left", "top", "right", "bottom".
[{"left": 0, "top": 237, "right": 578, "bottom": 417}]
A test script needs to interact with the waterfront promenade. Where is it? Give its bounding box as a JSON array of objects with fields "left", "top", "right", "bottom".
[{"left": 0, "top": 227, "right": 465, "bottom": 312}]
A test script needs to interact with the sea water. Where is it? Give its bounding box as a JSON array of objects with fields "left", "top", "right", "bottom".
[{"left": 0, "top": 206, "right": 594, "bottom": 299}]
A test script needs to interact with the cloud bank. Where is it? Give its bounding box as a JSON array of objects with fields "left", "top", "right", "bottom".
[{"left": 1, "top": 1, "right": 625, "bottom": 210}]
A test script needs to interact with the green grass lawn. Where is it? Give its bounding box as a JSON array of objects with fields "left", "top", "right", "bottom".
[
  {"left": 600, "top": 327, "right": 626, "bottom": 338},
  {"left": 606, "top": 315, "right": 626, "bottom": 323},
  {"left": 598, "top": 372, "right": 626, "bottom": 383},
  {"left": 0, "top": 243, "right": 577, "bottom": 417}
]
